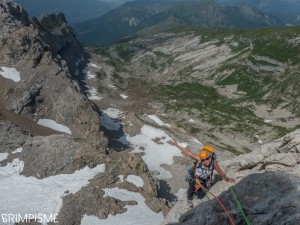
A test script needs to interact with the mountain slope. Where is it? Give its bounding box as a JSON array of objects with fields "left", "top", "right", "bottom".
[
  {"left": 0, "top": 3, "right": 104, "bottom": 142},
  {"left": 74, "top": 0, "right": 283, "bottom": 45},
  {"left": 87, "top": 25, "right": 300, "bottom": 153}
]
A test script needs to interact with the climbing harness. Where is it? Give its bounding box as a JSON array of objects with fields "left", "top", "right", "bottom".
[
  {"left": 230, "top": 185, "right": 251, "bottom": 225},
  {"left": 194, "top": 158, "right": 214, "bottom": 188},
  {"left": 194, "top": 178, "right": 202, "bottom": 192}
]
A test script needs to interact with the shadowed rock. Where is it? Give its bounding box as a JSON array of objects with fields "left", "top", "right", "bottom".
[{"left": 176, "top": 171, "right": 300, "bottom": 225}]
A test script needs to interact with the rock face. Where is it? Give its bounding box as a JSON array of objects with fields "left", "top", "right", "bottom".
[
  {"left": 0, "top": 1, "right": 106, "bottom": 149},
  {"left": 176, "top": 169, "right": 300, "bottom": 225},
  {"left": 0, "top": 2, "right": 169, "bottom": 224},
  {"left": 163, "top": 130, "right": 300, "bottom": 224},
  {"left": 0, "top": 1, "right": 30, "bottom": 46},
  {"left": 19, "top": 134, "right": 108, "bottom": 178}
]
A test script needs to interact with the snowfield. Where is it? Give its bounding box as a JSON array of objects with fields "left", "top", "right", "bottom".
[
  {"left": 0, "top": 157, "right": 105, "bottom": 225},
  {"left": 128, "top": 125, "right": 184, "bottom": 179},
  {"left": 81, "top": 187, "right": 164, "bottom": 225}
]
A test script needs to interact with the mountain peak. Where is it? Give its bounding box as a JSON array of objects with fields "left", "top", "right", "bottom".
[{"left": 74, "top": 0, "right": 284, "bottom": 45}]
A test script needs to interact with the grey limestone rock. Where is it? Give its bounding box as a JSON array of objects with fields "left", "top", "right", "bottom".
[
  {"left": 177, "top": 169, "right": 300, "bottom": 225},
  {"left": 163, "top": 129, "right": 300, "bottom": 225},
  {"left": 0, "top": 1, "right": 107, "bottom": 150}
]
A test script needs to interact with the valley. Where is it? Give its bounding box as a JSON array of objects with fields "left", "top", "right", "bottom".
[
  {"left": 87, "top": 26, "right": 300, "bottom": 155},
  {"left": 1, "top": 1, "right": 300, "bottom": 224}
]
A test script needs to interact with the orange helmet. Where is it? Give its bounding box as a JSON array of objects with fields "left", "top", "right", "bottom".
[
  {"left": 199, "top": 150, "right": 209, "bottom": 160},
  {"left": 203, "top": 145, "right": 215, "bottom": 153}
]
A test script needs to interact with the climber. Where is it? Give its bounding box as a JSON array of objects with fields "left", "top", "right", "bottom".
[{"left": 171, "top": 139, "right": 235, "bottom": 208}]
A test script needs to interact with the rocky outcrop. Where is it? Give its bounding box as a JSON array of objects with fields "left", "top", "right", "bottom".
[
  {"left": 20, "top": 135, "right": 108, "bottom": 178},
  {"left": 46, "top": 150, "right": 170, "bottom": 225},
  {"left": 0, "top": 1, "right": 30, "bottom": 46},
  {"left": 163, "top": 129, "right": 300, "bottom": 224},
  {"left": 175, "top": 169, "right": 300, "bottom": 225},
  {"left": 0, "top": 1, "right": 106, "bottom": 149}
]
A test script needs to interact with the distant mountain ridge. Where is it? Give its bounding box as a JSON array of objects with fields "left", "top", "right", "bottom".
[
  {"left": 13, "top": 0, "right": 123, "bottom": 24},
  {"left": 217, "top": 0, "right": 300, "bottom": 25},
  {"left": 74, "top": 0, "right": 284, "bottom": 45}
]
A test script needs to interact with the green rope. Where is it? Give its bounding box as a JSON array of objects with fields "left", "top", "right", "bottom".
[
  {"left": 200, "top": 185, "right": 211, "bottom": 200},
  {"left": 230, "top": 185, "right": 251, "bottom": 225}
]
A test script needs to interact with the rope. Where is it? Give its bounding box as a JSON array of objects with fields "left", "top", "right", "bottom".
[
  {"left": 230, "top": 185, "right": 251, "bottom": 225},
  {"left": 200, "top": 185, "right": 236, "bottom": 225},
  {"left": 199, "top": 184, "right": 211, "bottom": 201}
]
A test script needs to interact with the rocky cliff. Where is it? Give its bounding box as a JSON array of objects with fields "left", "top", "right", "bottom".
[
  {"left": 0, "top": 1, "right": 104, "bottom": 145},
  {"left": 0, "top": 2, "right": 169, "bottom": 224},
  {"left": 163, "top": 130, "right": 300, "bottom": 224}
]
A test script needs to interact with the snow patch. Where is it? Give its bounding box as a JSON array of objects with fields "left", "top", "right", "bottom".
[
  {"left": 0, "top": 66, "right": 21, "bottom": 82},
  {"left": 120, "top": 94, "right": 128, "bottom": 99},
  {"left": 100, "top": 108, "right": 123, "bottom": 131},
  {"left": 0, "top": 159, "right": 105, "bottom": 225},
  {"left": 87, "top": 86, "right": 102, "bottom": 100},
  {"left": 81, "top": 187, "right": 163, "bottom": 225},
  {"left": 12, "top": 147, "right": 23, "bottom": 154},
  {"left": 82, "top": 66, "right": 96, "bottom": 79},
  {"left": 264, "top": 120, "right": 272, "bottom": 123},
  {"left": 147, "top": 115, "right": 171, "bottom": 128},
  {"left": 102, "top": 108, "right": 123, "bottom": 119},
  {"left": 117, "top": 175, "right": 124, "bottom": 183},
  {"left": 37, "top": 119, "right": 72, "bottom": 134},
  {"left": 0, "top": 152, "right": 9, "bottom": 161},
  {"left": 126, "top": 175, "right": 144, "bottom": 188},
  {"left": 87, "top": 72, "right": 96, "bottom": 79},
  {"left": 127, "top": 125, "right": 183, "bottom": 179},
  {"left": 88, "top": 63, "right": 101, "bottom": 69}
]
